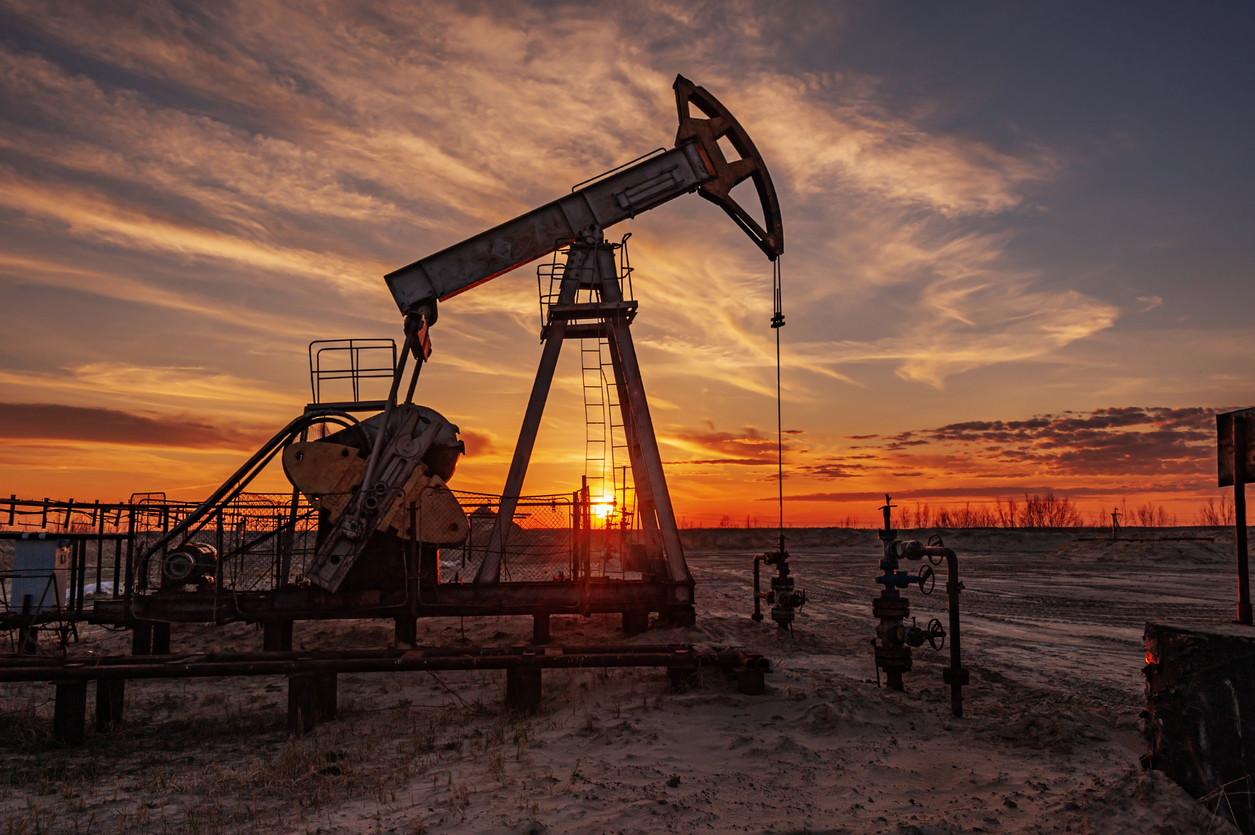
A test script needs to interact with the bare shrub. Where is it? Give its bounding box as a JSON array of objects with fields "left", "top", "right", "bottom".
[
  {"left": 1019, "top": 493, "right": 1085, "bottom": 528},
  {"left": 1197, "top": 496, "right": 1235, "bottom": 526}
]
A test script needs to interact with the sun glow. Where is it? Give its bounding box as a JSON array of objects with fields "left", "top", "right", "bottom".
[{"left": 589, "top": 495, "right": 617, "bottom": 524}]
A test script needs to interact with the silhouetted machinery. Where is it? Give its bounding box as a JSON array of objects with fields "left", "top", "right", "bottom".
[
  {"left": 752, "top": 535, "right": 807, "bottom": 631},
  {"left": 873, "top": 495, "right": 968, "bottom": 717},
  {"left": 121, "top": 76, "right": 784, "bottom": 646}
]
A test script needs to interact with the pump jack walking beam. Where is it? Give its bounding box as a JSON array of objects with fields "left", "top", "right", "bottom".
[{"left": 384, "top": 75, "right": 784, "bottom": 329}]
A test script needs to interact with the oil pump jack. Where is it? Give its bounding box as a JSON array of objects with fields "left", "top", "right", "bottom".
[{"left": 130, "top": 76, "right": 783, "bottom": 640}]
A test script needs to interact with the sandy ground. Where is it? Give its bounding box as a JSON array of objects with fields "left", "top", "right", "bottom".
[{"left": 0, "top": 529, "right": 1243, "bottom": 834}]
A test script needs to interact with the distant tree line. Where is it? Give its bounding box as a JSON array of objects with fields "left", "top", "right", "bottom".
[
  {"left": 1196, "top": 496, "right": 1235, "bottom": 526},
  {"left": 892, "top": 494, "right": 1086, "bottom": 529},
  {"left": 688, "top": 493, "right": 1239, "bottom": 530},
  {"left": 872, "top": 494, "right": 1237, "bottom": 530}
]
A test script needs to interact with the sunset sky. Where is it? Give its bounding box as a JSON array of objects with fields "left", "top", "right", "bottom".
[{"left": 1, "top": 2, "right": 1251, "bottom": 526}]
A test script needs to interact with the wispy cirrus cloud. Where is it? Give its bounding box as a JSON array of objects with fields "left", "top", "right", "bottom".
[{"left": 664, "top": 423, "right": 804, "bottom": 466}]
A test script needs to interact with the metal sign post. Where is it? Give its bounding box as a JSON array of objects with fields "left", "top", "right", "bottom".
[{"left": 1218, "top": 408, "right": 1255, "bottom": 625}]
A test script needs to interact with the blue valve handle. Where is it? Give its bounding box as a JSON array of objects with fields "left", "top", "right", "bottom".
[{"left": 875, "top": 569, "right": 922, "bottom": 589}]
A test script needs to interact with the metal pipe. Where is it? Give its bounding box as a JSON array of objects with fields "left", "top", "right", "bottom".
[
  {"left": 0, "top": 532, "right": 131, "bottom": 540},
  {"left": 357, "top": 326, "right": 416, "bottom": 497},
  {"left": 923, "top": 545, "right": 967, "bottom": 718},
  {"left": 0, "top": 643, "right": 699, "bottom": 667},
  {"left": 752, "top": 554, "right": 764, "bottom": 622},
  {"left": 0, "top": 648, "right": 766, "bottom": 682}
]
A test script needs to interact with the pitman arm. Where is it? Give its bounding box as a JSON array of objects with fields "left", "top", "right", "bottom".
[{"left": 384, "top": 75, "right": 784, "bottom": 319}]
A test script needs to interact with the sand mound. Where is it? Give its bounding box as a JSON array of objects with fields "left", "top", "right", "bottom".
[{"left": 1049, "top": 536, "right": 1230, "bottom": 565}]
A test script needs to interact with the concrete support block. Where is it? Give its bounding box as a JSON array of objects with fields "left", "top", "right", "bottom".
[
  {"left": 622, "top": 610, "right": 649, "bottom": 636},
  {"left": 152, "top": 622, "right": 171, "bottom": 655},
  {"left": 737, "top": 670, "right": 766, "bottom": 696},
  {"left": 668, "top": 666, "right": 700, "bottom": 693},
  {"left": 131, "top": 622, "right": 152, "bottom": 655},
  {"left": 53, "top": 680, "right": 88, "bottom": 745},
  {"left": 17, "top": 625, "right": 38, "bottom": 655},
  {"left": 661, "top": 605, "right": 696, "bottom": 627},
  {"left": 532, "top": 614, "right": 550, "bottom": 645},
  {"left": 264, "top": 620, "right": 293, "bottom": 652},
  {"left": 505, "top": 666, "right": 542, "bottom": 714},
  {"left": 288, "top": 672, "right": 337, "bottom": 735},
  {"left": 393, "top": 617, "right": 417, "bottom": 648},
  {"left": 95, "top": 679, "right": 125, "bottom": 731}
]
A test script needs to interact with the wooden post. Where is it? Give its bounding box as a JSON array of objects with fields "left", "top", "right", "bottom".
[
  {"left": 288, "top": 672, "right": 337, "bottom": 734},
  {"left": 622, "top": 610, "right": 649, "bottom": 636},
  {"left": 53, "top": 680, "right": 88, "bottom": 745},
  {"left": 264, "top": 620, "right": 293, "bottom": 652},
  {"left": 505, "top": 666, "right": 542, "bottom": 714},
  {"left": 532, "top": 613, "right": 550, "bottom": 645},
  {"left": 131, "top": 622, "right": 152, "bottom": 655},
  {"left": 94, "top": 500, "right": 104, "bottom": 591},
  {"left": 393, "top": 616, "right": 417, "bottom": 648},
  {"left": 95, "top": 679, "right": 125, "bottom": 730},
  {"left": 668, "top": 666, "right": 700, "bottom": 692},
  {"left": 152, "top": 622, "right": 171, "bottom": 654},
  {"left": 1236, "top": 417, "right": 1251, "bottom": 625}
]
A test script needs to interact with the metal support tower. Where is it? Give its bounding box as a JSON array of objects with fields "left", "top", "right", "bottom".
[{"left": 477, "top": 232, "right": 693, "bottom": 614}]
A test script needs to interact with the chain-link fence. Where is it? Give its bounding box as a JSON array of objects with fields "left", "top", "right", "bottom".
[
  {"left": 440, "top": 492, "right": 573, "bottom": 582},
  {"left": 131, "top": 493, "right": 321, "bottom": 594},
  {"left": 440, "top": 491, "right": 647, "bottom": 583},
  {"left": 2, "top": 485, "right": 647, "bottom": 624}
]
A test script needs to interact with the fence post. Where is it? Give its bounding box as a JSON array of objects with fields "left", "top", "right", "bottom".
[
  {"left": 1234, "top": 418, "right": 1250, "bottom": 625},
  {"left": 581, "top": 480, "right": 591, "bottom": 581},
  {"left": 570, "top": 490, "right": 581, "bottom": 581},
  {"left": 94, "top": 500, "right": 104, "bottom": 592},
  {"left": 123, "top": 505, "right": 136, "bottom": 598}
]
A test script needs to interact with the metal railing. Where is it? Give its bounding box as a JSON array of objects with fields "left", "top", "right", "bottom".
[
  {"left": 308, "top": 338, "right": 397, "bottom": 405},
  {"left": 0, "top": 485, "right": 645, "bottom": 639}
]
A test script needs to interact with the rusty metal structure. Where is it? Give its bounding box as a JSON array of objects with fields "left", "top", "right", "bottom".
[
  {"left": 1218, "top": 407, "right": 1255, "bottom": 624},
  {"left": 872, "top": 495, "right": 968, "bottom": 717},
  {"left": 0, "top": 643, "right": 769, "bottom": 744},
  {"left": 1144, "top": 622, "right": 1255, "bottom": 833},
  {"left": 751, "top": 535, "right": 807, "bottom": 630},
  {"left": 0, "top": 76, "right": 784, "bottom": 658}
]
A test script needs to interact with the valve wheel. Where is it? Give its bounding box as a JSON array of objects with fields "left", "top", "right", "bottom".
[
  {"left": 917, "top": 564, "right": 936, "bottom": 595},
  {"left": 926, "top": 534, "right": 945, "bottom": 566},
  {"left": 927, "top": 618, "right": 946, "bottom": 651}
]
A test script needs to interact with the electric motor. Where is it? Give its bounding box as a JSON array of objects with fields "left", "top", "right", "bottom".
[{"left": 162, "top": 542, "right": 218, "bottom": 590}]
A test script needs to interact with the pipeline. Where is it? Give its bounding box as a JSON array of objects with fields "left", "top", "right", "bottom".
[
  {"left": 914, "top": 541, "right": 968, "bottom": 718},
  {"left": 872, "top": 495, "right": 969, "bottom": 717},
  {"left": 751, "top": 534, "right": 806, "bottom": 630}
]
